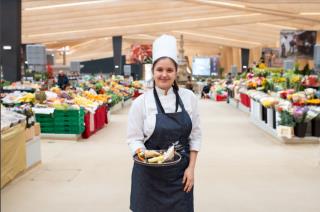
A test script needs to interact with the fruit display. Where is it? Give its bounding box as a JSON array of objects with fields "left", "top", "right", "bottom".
[
  {"left": 1, "top": 106, "right": 26, "bottom": 131},
  {"left": 18, "top": 93, "right": 35, "bottom": 103},
  {"left": 131, "top": 81, "right": 143, "bottom": 89},
  {"left": 35, "top": 91, "right": 47, "bottom": 104},
  {"left": 74, "top": 96, "right": 99, "bottom": 112},
  {"left": 82, "top": 91, "right": 111, "bottom": 104},
  {"left": 3, "top": 81, "right": 40, "bottom": 91}
]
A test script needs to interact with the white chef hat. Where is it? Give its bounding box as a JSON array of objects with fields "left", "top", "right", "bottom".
[{"left": 152, "top": 34, "right": 178, "bottom": 64}]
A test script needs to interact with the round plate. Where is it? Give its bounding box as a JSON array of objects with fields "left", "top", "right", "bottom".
[{"left": 134, "top": 151, "right": 181, "bottom": 167}]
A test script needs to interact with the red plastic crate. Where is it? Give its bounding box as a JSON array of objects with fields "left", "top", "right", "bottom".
[
  {"left": 216, "top": 94, "right": 227, "bottom": 101},
  {"left": 133, "top": 89, "right": 142, "bottom": 98},
  {"left": 82, "top": 112, "right": 91, "bottom": 139},
  {"left": 240, "top": 93, "right": 251, "bottom": 108},
  {"left": 105, "top": 105, "right": 109, "bottom": 124},
  {"left": 94, "top": 105, "right": 106, "bottom": 132}
]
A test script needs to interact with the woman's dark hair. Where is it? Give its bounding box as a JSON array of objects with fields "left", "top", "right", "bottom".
[{"left": 152, "top": 56, "right": 179, "bottom": 91}]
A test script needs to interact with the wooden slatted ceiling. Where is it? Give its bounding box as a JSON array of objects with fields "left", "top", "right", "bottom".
[{"left": 22, "top": 0, "right": 320, "bottom": 62}]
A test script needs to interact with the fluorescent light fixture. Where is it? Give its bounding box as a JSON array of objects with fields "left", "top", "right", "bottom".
[
  {"left": 3, "top": 45, "right": 12, "bottom": 50},
  {"left": 26, "top": 13, "right": 260, "bottom": 38},
  {"left": 115, "top": 65, "right": 119, "bottom": 68},
  {"left": 197, "top": 0, "right": 245, "bottom": 8},
  {"left": 300, "top": 12, "right": 320, "bottom": 15},
  {"left": 257, "top": 23, "right": 297, "bottom": 30},
  {"left": 24, "top": 0, "right": 113, "bottom": 11},
  {"left": 173, "top": 31, "right": 262, "bottom": 46}
]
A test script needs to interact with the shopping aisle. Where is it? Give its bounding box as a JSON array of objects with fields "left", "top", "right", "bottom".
[{"left": 1, "top": 99, "right": 320, "bottom": 212}]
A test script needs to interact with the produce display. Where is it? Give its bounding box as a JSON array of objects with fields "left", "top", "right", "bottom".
[
  {"left": 1, "top": 106, "right": 26, "bottom": 132},
  {"left": 1, "top": 75, "right": 142, "bottom": 135}
]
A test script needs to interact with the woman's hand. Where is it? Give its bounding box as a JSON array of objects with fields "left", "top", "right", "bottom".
[{"left": 182, "top": 166, "right": 194, "bottom": 192}]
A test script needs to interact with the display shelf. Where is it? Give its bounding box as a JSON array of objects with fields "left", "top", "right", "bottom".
[
  {"left": 228, "top": 98, "right": 239, "bottom": 108},
  {"left": 109, "top": 102, "right": 123, "bottom": 113},
  {"left": 249, "top": 101, "right": 319, "bottom": 144},
  {"left": 26, "top": 136, "right": 41, "bottom": 168},
  {"left": 250, "top": 116, "right": 278, "bottom": 138},
  {"left": 279, "top": 136, "right": 320, "bottom": 144},
  {"left": 1, "top": 122, "right": 27, "bottom": 188},
  {"left": 41, "top": 133, "right": 82, "bottom": 141},
  {"left": 239, "top": 102, "right": 250, "bottom": 114},
  {"left": 123, "top": 98, "right": 133, "bottom": 107}
]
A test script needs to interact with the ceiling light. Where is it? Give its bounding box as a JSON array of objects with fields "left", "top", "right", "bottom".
[
  {"left": 300, "top": 12, "right": 320, "bottom": 16},
  {"left": 24, "top": 0, "right": 113, "bottom": 11},
  {"left": 3, "top": 45, "right": 12, "bottom": 50},
  {"left": 257, "top": 23, "right": 297, "bottom": 30},
  {"left": 197, "top": 0, "right": 245, "bottom": 8},
  {"left": 25, "top": 13, "right": 260, "bottom": 38},
  {"left": 173, "top": 31, "right": 262, "bottom": 46}
]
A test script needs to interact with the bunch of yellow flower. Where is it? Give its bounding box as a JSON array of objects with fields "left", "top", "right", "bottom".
[{"left": 306, "top": 99, "right": 320, "bottom": 105}]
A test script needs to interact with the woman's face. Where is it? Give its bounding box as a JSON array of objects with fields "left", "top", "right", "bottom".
[{"left": 153, "top": 58, "right": 177, "bottom": 91}]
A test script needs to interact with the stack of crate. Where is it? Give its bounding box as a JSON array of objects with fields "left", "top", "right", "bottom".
[
  {"left": 35, "top": 113, "right": 55, "bottom": 133},
  {"left": 35, "top": 109, "right": 85, "bottom": 134}
]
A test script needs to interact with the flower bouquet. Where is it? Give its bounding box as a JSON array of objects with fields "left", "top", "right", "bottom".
[{"left": 291, "top": 106, "right": 318, "bottom": 137}]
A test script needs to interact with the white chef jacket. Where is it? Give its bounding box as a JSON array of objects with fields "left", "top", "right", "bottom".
[{"left": 127, "top": 86, "right": 202, "bottom": 156}]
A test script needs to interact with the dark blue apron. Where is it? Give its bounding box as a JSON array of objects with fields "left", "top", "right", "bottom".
[{"left": 130, "top": 88, "right": 193, "bottom": 212}]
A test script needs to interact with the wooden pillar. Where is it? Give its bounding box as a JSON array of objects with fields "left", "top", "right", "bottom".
[
  {"left": 249, "top": 47, "right": 262, "bottom": 67},
  {"left": 232, "top": 47, "right": 241, "bottom": 72}
]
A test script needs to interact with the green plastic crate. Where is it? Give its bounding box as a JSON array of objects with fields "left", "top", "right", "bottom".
[
  {"left": 35, "top": 114, "right": 54, "bottom": 123},
  {"left": 38, "top": 122, "right": 55, "bottom": 127},
  {"left": 54, "top": 109, "right": 85, "bottom": 117},
  {"left": 54, "top": 117, "right": 84, "bottom": 125},
  {"left": 40, "top": 126, "right": 55, "bottom": 133},
  {"left": 54, "top": 125, "right": 85, "bottom": 134}
]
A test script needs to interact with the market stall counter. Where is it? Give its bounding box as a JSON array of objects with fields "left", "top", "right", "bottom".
[{"left": 1, "top": 122, "right": 27, "bottom": 188}]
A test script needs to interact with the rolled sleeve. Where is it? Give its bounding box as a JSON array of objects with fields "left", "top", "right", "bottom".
[
  {"left": 127, "top": 95, "right": 146, "bottom": 156},
  {"left": 189, "top": 94, "right": 202, "bottom": 152}
]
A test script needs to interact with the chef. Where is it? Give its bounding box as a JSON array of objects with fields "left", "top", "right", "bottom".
[{"left": 127, "top": 34, "right": 202, "bottom": 212}]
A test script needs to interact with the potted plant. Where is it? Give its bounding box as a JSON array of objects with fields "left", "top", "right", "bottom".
[
  {"left": 292, "top": 106, "right": 309, "bottom": 137},
  {"left": 277, "top": 109, "right": 295, "bottom": 138},
  {"left": 308, "top": 106, "right": 320, "bottom": 137}
]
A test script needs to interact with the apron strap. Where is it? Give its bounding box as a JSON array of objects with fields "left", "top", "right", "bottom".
[
  {"left": 173, "top": 88, "right": 187, "bottom": 112},
  {"left": 153, "top": 87, "right": 179, "bottom": 114}
]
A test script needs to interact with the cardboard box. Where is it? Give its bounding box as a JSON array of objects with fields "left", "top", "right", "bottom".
[
  {"left": 25, "top": 126, "right": 35, "bottom": 142},
  {"left": 34, "top": 123, "right": 41, "bottom": 136}
]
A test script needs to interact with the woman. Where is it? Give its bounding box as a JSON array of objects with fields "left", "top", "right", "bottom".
[{"left": 127, "top": 35, "right": 201, "bottom": 212}]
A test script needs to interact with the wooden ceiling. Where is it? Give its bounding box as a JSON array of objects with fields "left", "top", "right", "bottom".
[{"left": 22, "top": 0, "right": 320, "bottom": 64}]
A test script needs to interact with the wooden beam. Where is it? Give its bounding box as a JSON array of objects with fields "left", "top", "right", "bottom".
[
  {"left": 23, "top": 14, "right": 287, "bottom": 43},
  {"left": 186, "top": 0, "right": 320, "bottom": 23}
]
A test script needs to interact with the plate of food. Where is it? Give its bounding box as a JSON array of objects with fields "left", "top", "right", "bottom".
[{"left": 134, "top": 146, "right": 181, "bottom": 167}]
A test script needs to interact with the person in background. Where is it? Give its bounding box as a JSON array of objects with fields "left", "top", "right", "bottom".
[
  {"left": 225, "top": 73, "right": 233, "bottom": 103},
  {"left": 57, "top": 70, "right": 69, "bottom": 90},
  {"left": 226, "top": 73, "right": 233, "bottom": 85},
  {"left": 185, "top": 75, "right": 194, "bottom": 92},
  {"left": 201, "top": 78, "right": 212, "bottom": 98}
]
